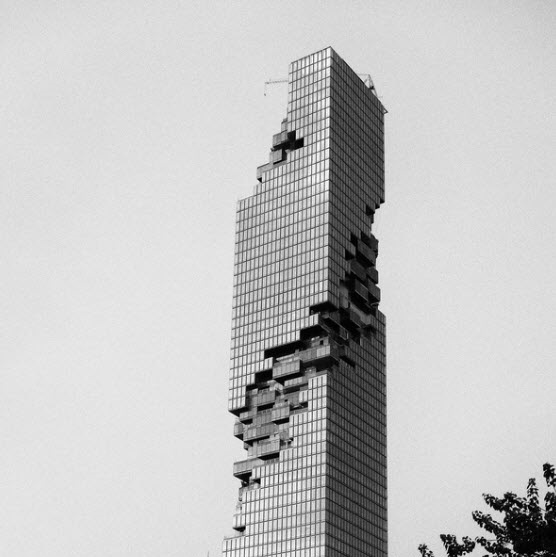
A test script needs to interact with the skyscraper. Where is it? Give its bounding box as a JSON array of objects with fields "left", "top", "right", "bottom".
[{"left": 223, "top": 47, "right": 386, "bottom": 557}]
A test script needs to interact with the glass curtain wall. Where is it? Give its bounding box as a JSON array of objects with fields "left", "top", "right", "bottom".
[{"left": 223, "top": 47, "right": 387, "bottom": 557}]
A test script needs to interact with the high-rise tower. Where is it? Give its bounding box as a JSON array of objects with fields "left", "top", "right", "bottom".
[{"left": 223, "top": 47, "right": 386, "bottom": 557}]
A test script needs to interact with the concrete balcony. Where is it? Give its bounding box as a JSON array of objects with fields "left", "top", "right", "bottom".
[
  {"left": 253, "top": 437, "right": 280, "bottom": 459},
  {"left": 349, "top": 259, "right": 367, "bottom": 282},
  {"left": 232, "top": 512, "right": 246, "bottom": 532},
  {"left": 283, "top": 375, "right": 309, "bottom": 392},
  {"left": 243, "top": 422, "right": 277, "bottom": 442},
  {"left": 233, "top": 457, "right": 263, "bottom": 480},
  {"left": 239, "top": 408, "right": 256, "bottom": 423},
  {"left": 273, "top": 358, "right": 301, "bottom": 381},
  {"left": 234, "top": 422, "right": 244, "bottom": 439},
  {"left": 340, "top": 307, "right": 363, "bottom": 330},
  {"left": 271, "top": 403, "right": 290, "bottom": 423},
  {"left": 367, "top": 282, "right": 381, "bottom": 304},
  {"left": 356, "top": 241, "right": 376, "bottom": 265},
  {"left": 298, "top": 343, "right": 338, "bottom": 369},
  {"left": 272, "top": 130, "right": 289, "bottom": 148},
  {"left": 270, "top": 148, "right": 285, "bottom": 164},
  {"left": 367, "top": 266, "right": 379, "bottom": 284},
  {"left": 251, "top": 389, "right": 276, "bottom": 408},
  {"left": 353, "top": 280, "right": 369, "bottom": 303},
  {"left": 256, "top": 163, "right": 273, "bottom": 182}
]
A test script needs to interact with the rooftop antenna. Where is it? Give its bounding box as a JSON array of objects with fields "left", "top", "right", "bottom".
[
  {"left": 264, "top": 73, "right": 376, "bottom": 95},
  {"left": 357, "top": 73, "right": 375, "bottom": 91},
  {"left": 264, "top": 78, "right": 288, "bottom": 96},
  {"left": 264, "top": 73, "right": 387, "bottom": 113}
]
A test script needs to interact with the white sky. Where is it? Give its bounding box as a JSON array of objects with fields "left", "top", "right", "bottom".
[{"left": 2, "top": 2, "right": 555, "bottom": 556}]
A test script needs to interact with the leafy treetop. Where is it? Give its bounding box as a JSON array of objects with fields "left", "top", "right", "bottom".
[{"left": 418, "top": 463, "right": 556, "bottom": 557}]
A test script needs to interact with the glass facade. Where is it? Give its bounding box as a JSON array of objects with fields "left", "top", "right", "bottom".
[{"left": 223, "top": 47, "right": 386, "bottom": 557}]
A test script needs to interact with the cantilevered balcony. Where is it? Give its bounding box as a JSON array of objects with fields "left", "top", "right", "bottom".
[
  {"left": 340, "top": 307, "right": 363, "bottom": 330},
  {"left": 271, "top": 403, "right": 290, "bottom": 423},
  {"left": 243, "top": 422, "right": 277, "bottom": 442},
  {"left": 349, "top": 259, "right": 367, "bottom": 282},
  {"left": 283, "top": 375, "right": 309, "bottom": 393},
  {"left": 297, "top": 343, "right": 339, "bottom": 370},
  {"left": 250, "top": 389, "right": 276, "bottom": 408},
  {"left": 367, "top": 282, "right": 381, "bottom": 304},
  {"left": 233, "top": 421, "right": 244, "bottom": 439},
  {"left": 256, "top": 163, "right": 273, "bottom": 181},
  {"left": 272, "top": 358, "right": 302, "bottom": 381},
  {"left": 353, "top": 280, "right": 369, "bottom": 305},
  {"left": 233, "top": 457, "right": 263, "bottom": 480},
  {"left": 232, "top": 511, "right": 246, "bottom": 532},
  {"left": 356, "top": 241, "right": 376, "bottom": 266},
  {"left": 270, "top": 149, "right": 285, "bottom": 164},
  {"left": 272, "top": 130, "right": 289, "bottom": 148},
  {"left": 238, "top": 408, "right": 256, "bottom": 423},
  {"left": 367, "top": 266, "right": 379, "bottom": 284},
  {"left": 251, "top": 437, "right": 280, "bottom": 459}
]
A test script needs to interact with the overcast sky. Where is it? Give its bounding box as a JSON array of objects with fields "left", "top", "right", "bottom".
[{"left": 2, "top": 2, "right": 555, "bottom": 556}]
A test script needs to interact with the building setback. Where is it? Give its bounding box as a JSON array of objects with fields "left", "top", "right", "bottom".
[{"left": 223, "top": 47, "right": 387, "bottom": 557}]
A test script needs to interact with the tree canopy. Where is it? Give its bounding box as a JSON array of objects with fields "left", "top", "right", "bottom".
[{"left": 419, "top": 463, "right": 556, "bottom": 557}]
